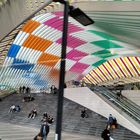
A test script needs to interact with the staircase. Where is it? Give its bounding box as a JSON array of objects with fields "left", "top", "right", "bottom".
[
  {"left": 0, "top": 93, "right": 140, "bottom": 140},
  {"left": 0, "top": 122, "right": 38, "bottom": 140}
]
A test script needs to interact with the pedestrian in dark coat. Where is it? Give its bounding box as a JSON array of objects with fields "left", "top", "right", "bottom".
[
  {"left": 101, "top": 126, "right": 110, "bottom": 140},
  {"left": 40, "top": 122, "right": 49, "bottom": 140}
]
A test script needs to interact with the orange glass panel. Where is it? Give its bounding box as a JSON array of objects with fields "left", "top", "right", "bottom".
[
  {"left": 37, "top": 53, "right": 60, "bottom": 67},
  {"left": 23, "top": 35, "right": 52, "bottom": 51},
  {"left": 49, "top": 68, "right": 60, "bottom": 79},
  {"left": 22, "top": 20, "right": 40, "bottom": 33}
]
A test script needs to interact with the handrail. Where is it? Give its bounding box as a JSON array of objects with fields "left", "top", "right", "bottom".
[
  {"left": 106, "top": 89, "right": 140, "bottom": 116},
  {"left": 112, "top": 90, "right": 140, "bottom": 111},
  {"left": 90, "top": 86, "right": 140, "bottom": 123},
  {"left": 103, "top": 89, "right": 140, "bottom": 114},
  {"left": 104, "top": 92, "right": 140, "bottom": 121},
  {"left": 100, "top": 87, "right": 140, "bottom": 118},
  {"left": 100, "top": 89, "right": 140, "bottom": 120}
]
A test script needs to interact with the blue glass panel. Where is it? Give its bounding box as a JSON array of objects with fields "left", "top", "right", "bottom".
[
  {"left": 11, "top": 59, "right": 34, "bottom": 71},
  {"left": 7, "top": 44, "right": 21, "bottom": 57},
  {"left": 22, "top": 72, "right": 31, "bottom": 78},
  {"left": 32, "top": 73, "right": 40, "bottom": 80},
  {"left": 22, "top": 72, "right": 40, "bottom": 79},
  {"left": 34, "top": 80, "right": 48, "bottom": 86}
]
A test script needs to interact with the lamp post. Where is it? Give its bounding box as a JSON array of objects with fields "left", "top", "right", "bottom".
[
  {"left": 55, "top": 1, "right": 69, "bottom": 140},
  {"left": 54, "top": 1, "right": 94, "bottom": 140}
]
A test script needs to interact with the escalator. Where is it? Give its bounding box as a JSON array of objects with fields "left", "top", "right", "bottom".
[{"left": 64, "top": 86, "right": 140, "bottom": 135}]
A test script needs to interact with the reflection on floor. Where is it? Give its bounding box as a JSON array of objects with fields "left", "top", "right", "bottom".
[{"left": 0, "top": 122, "right": 101, "bottom": 140}]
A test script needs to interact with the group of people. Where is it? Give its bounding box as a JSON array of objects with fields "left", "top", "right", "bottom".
[
  {"left": 41, "top": 112, "right": 54, "bottom": 125},
  {"left": 19, "top": 86, "right": 30, "bottom": 94},
  {"left": 101, "top": 114, "right": 117, "bottom": 140},
  {"left": 22, "top": 95, "right": 35, "bottom": 102},
  {"left": 34, "top": 112, "right": 54, "bottom": 140},
  {"left": 8, "top": 85, "right": 59, "bottom": 140},
  {"left": 39, "top": 85, "right": 58, "bottom": 94},
  {"left": 9, "top": 104, "right": 53, "bottom": 140},
  {"left": 50, "top": 85, "right": 58, "bottom": 94}
]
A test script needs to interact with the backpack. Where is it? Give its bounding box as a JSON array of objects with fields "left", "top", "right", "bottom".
[{"left": 34, "top": 134, "right": 43, "bottom": 140}]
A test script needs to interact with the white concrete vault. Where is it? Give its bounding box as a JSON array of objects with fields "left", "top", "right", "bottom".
[{"left": 0, "top": 0, "right": 139, "bottom": 89}]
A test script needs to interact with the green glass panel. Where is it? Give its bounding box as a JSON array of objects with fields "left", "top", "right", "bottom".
[
  {"left": 100, "top": 53, "right": 117, "bottom": 58},
  {"left": 92, "top": 50, "right": 117, "bottom": 58},
  {"left": 91, "top": 40, "right": 123, "bottom": 49},
  {"left": 92, "top": 59, "right": 107, "bottom": 67},
  {"left": 88, "top": 30, "right": 117, "bottom": 40},
  {"left": 92, "top": 50, "right": 110, "bottom": 55}
]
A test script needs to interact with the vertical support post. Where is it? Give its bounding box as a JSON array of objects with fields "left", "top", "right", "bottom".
[{"left": 55, "top": 1, "right": 69, "bottom": 140}]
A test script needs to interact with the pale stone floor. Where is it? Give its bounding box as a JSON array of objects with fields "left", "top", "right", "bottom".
[{"left": 0, "top": 122, "right": 101, "bottom": 140}]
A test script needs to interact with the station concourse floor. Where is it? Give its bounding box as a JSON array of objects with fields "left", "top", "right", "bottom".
[{"left": 0, "top": 122, "right": 101, "bottom": 140}]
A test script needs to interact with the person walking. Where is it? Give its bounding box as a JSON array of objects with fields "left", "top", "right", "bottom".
[
  {"left": 40, "top": 122, "right": 49, "bottom": 140},
  {"left": 101, "top": 126, "right": 110, "bottom": 140},
  {"left": 108, "top": 114, "right": 114, "bottom": 126}
]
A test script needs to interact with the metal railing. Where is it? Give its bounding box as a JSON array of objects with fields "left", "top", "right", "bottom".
[{"left": 90, "top": 85, "right": 140, "bottom": 123}]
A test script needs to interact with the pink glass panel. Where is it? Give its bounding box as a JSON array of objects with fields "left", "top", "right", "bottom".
[
  {"left": 56, "top": 36, "right": 86, "bottom": 48},
  {"left": 66, "top": 50, "right": 88, "bottom": 61},
  {"left": 70, "top": 62, "right": 89, "bottom": 73}
]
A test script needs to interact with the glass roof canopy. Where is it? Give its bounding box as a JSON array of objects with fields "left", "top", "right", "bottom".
[{"left": 0, "top": 1, "right": 140, "bottom": 90}]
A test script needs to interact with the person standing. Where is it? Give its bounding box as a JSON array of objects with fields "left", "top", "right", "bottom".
[
  {"left": 81, "top": 108, "right": 88, "bottom": 118},
  {"left": 108, "top": 114, "right": 114, "bottom": 126},
  {"left": 40, "top": 122, "right": 49, "bottom": 140},
  {"left": 101, "top": 126, "right": 110, "bottom": 140},
  {"left": 19, "top": 86, "right": 22, "bottom": 94},
  {"left": 22, "top": 86, "right": 26, "bottom": 93}
]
